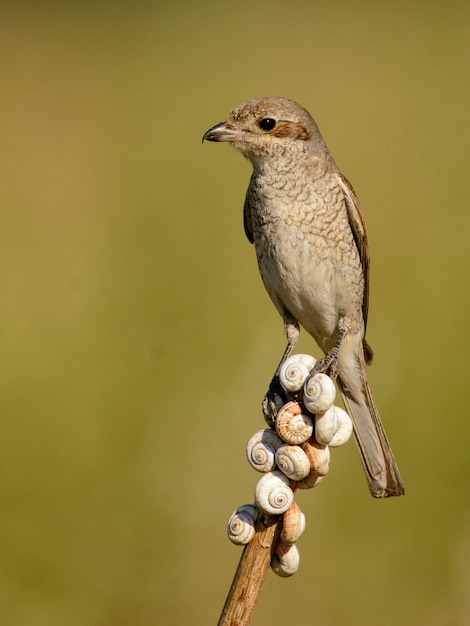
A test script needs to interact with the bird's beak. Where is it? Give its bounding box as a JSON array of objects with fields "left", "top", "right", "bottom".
[{"left": 202, "top": 121, "right": 241, "bottom": 143}]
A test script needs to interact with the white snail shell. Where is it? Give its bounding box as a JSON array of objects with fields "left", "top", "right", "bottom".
[
  {"left": 296, "top": 470, "right": 325, "bottom": 490},
  {"left": 302, "top": 437, "right": 330, "bottom": 477},
  {"left": 254, "top": 470, "right": 294, "bottom": 515},
  {"left": 246, "top": 429, "right": 284, "bottom": 473},
  {"left": 329, "top": 406, "right": 353, "bottom": 447},
  {"left": 280, "top": 502, "right": 306, "bottom": 544},
  {"left": 275, "top": 401, "right": 314, "bottom": 445},
  {"left": 227, "top": 504, "right": 259, "bottom": 545},
  {"left": 279, "top": 353, "right": 316, "bottom": 393},
  {"left": 315, "top": 405, "right": 340, "bottom": 445},
  {"left": 303, "top": 373, "right": 336, "bottom": 414},
  {"left": 271, "top": 542, "right": 300, "bottom": 577},
  {"left": 275, "top": 444, "right": 311, "bottom": 481}
]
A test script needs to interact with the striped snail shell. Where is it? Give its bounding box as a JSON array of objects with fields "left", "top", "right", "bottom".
[
  {"left": 275, "top": 444, "right": 311, "bottom": 481},
  {"left": 254, "top": 470, "right": 294, "bottom": 515},
  {"left": 275, "top": 401, "right": 313, "bottom": 445},
  {"left": 279, "top": 353, "right": 316, "bottom": 393},
  {"left": 303, "top": 373, "right": 336, "bottom": 414},
  {"left": 280, "top": 502, "right": 306, "bottom": 544},
  {"left": 271, "top": 542, "right": 300, "bottom": 577},
  {"left": 302, "top": 437, "right": 330, "bottom": 477},
  {"left": 328, "top": 407, "right": 354, "bottom": 447},
  {"left": 315, "top": 405, "right": 339, "bottom": 445},
  {"left": 227, "top": 504, "right": 258, "bottom": 545},
  {"left": 246, "top": 429, "right": 284, "bottom": 473}
]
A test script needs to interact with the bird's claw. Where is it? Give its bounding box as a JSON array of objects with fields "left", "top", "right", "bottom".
[
  {"left": 311, "top": 347, "right": 340, "bottom": 381},
  {"left": 262, "top": 376, "right": 288, "bottom": 427}
]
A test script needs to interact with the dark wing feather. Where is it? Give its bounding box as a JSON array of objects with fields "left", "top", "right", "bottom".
[
  {"left": 243, "top": 185, "right": 254, "bottom": 244},
  {"left": 336, "top": 172, "right": 371, "bottom": 334}
]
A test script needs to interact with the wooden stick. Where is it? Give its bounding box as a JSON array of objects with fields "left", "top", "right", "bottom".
[{"left": 218, "top": 513, "right": 282, "bottom": 626}]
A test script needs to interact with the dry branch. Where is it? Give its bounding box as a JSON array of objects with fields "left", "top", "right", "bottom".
[{"left": 217, "top": 514, "right": 282, "bottom": 626}]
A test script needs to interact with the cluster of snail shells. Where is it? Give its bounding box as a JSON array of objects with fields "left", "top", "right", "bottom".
[{"left": 226, "top": 353, "right": 354, "bottom": 577}]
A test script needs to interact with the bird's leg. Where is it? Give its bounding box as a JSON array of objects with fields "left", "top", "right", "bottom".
[
  {"left": 262, "top": 321, "right": 299, "bottom": 426},
  {"left": 310, "top": 320, "right": 349, "bottom": 382}
]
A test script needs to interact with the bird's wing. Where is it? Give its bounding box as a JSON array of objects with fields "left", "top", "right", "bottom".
[
  {"left": 243, "top": 183, "right": 254, "bottom": 244},
  {"left": 336, "top": 173, "right": 370, "bottom": 331}
]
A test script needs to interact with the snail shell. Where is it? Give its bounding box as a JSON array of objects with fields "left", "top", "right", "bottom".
[
  {"left": 329, "top": 406, "right": 353, "bottom": 447},
  {"left": 315, "top": 405, "right": 339, "bottom": 445},
  {"left": 271, "top": 542, "right": 300, "bottom": 577},
  {"left": 302, "top": 437, "right": 330, "bottom": 476},
  {"left": 275, "top": 401, "right": 314, "bottom": 445},
  {"left": 246, "top": 429, "right": 284, "bottom": 473},
  {"left": 280, "top": 501, "right": 306, "bottom": 544},
  {"left": 279, "top": 353, "right": 316, "bottom": 393},
  {"left": 275, "top": 444, "right": 311, "bottom": 481},
  {"left": 296, "top": 470, "right": 325, "bottom": 490},
  {"left": 227, "top": 504, "right": 258, "bottom": 545},
  {"left": 254, "top": 470, "right": 294, "bottom": 515},
  {"left": 303, "top": 373, "right": 336, "bottom": 414}
]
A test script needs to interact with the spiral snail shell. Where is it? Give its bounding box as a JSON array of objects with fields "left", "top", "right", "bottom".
[
  {"left": 275, "top": 401, "right": 314, "bottom": 445},
  {"left": 254, "top": 470, "right": 294, "bottom": 515},
  {"left": 280, "top": 501, "right": 306, "bottom": 544},
  {"left": 315, "top": 405, "right": 340, "bottom": 445},
  {"left": 279, "top": 353, "right": 316, "bottom": 393},
  {"left": 275, "top": 444, "right": 311, "bottom": 481},
  {"left": 302, "top": 437, "right": 330, "bottom": 477},
  {"left": 296, "top": 470, "right": 325, "bottom": 490},
  {"left": 328, "top": 406, "right": 354, "bottom": 447},
  {"left": 246, "top": 429, "right": 284, "bottom": 473},
  {"left": 303, "top": 373, "right": 336, "bottom": 414},
  {"left": 227, "top": 504, "right": 259, "bottom": 545},
  {"left": 271, "top": 542, "right": 300, "bottom": 577}
]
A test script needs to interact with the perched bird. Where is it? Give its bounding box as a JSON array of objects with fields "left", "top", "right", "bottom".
[{"left": 202, "top": 97, "right": 404, "bottom": 498}]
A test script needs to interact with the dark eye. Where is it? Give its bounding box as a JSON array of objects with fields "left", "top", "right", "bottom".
[{"left": 258, "top": 118, "right": 276, "bottom": 131}]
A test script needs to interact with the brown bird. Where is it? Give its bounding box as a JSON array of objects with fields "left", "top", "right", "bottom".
[{"left": 202, "top": 97, "right": 404, "bottom": 498}]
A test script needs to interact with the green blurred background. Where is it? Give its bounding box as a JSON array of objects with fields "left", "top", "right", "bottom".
[{"left": 0, "top": 1, "right": 469, "bottom": 624}]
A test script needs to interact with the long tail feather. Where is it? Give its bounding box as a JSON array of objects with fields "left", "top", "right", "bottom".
[{"left": 338, "top": 359, "right": 404, "bottom": 498}]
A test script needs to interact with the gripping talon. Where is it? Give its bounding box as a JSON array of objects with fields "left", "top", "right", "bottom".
[
  {"left": 311, "top": 348, "right": 340, "bottom": 381},
  {"left": 310, "top": 326, "right": 348, "bottom": 381},
  {"left": 262, "top": 376, "right": 289, "bottom": 427}
]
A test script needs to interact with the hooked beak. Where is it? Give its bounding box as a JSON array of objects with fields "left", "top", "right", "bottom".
[{"left": 202, "top": 121, "right": 242, "bottom": 143}]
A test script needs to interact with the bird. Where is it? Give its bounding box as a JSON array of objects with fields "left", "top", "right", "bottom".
[{"left": 202, "top": 97, "right": 404, "bottom": 498}]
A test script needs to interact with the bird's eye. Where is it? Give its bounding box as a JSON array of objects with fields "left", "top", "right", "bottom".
[{"left": 258, "top": 118, "right": 276, "bottom": 131}]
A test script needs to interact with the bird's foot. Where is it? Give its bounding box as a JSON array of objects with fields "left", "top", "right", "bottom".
[
  {"left": 262, "top": 376, "right": 289, "bottom": 427},
  {"left": 309, "top": 326, "right": 348, "bottom": 382},
  {"left": 310, "top": 347, "right": 340, "bottom": 381}
]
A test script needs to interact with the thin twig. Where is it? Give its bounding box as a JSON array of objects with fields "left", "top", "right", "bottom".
[{"left": 217, "top": 514, "right": 282, "bottom": 626}]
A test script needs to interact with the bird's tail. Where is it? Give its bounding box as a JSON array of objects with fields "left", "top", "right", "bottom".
[{"left": 338, "top": 353, "right": 405, "bottom": 498}]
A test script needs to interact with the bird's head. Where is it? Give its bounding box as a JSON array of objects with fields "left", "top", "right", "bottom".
[{"left": 202, "top": 97, "right": 333, "bottom": 172}]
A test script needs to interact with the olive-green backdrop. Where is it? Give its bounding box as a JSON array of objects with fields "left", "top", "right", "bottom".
[{"left": 1, "top": 1, "right": 469, "bottom": 624}]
